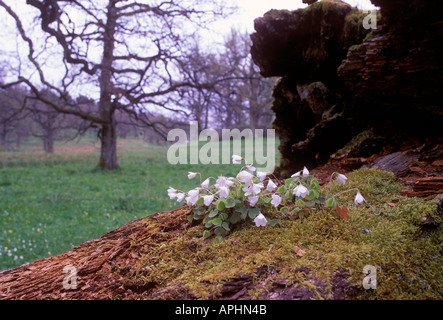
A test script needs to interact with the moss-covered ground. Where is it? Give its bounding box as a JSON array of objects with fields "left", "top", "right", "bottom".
[{"left": 128, "top": 168, "right": 442, "bottom": 300}]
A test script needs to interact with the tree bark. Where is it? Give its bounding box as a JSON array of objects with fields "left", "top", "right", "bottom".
[
  {"left": 97, "top": 0, "right": 119, "bottom": 170},
  {"left": 43, "top": 134, "right": 54, "bottom": 153},
  {"left": 98, "top": 118, "right": 119, "bottom": 170}
]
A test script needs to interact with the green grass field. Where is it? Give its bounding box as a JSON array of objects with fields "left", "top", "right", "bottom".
[{"left": 0, "top": 137, "right": 280, "bottom": 270}]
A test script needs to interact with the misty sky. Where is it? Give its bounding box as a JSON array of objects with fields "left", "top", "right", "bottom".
[
  {"left": 229, "top": 0, "right": 377, "bottom": 32},
  {"left": 0, "top": 0, "right": 378, "bottom": 100}
]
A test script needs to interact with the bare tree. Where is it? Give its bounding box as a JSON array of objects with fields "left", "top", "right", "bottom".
[
  {"left": 0, "top": 0, "right": 230, "bottom": 169},
  {"left": 175, "top": 29, "right": 276, "bottom": 131},
  {"left": 0, "top": 85, "right": 29, "bottom": 150},
  {"left": 27, "top": 90, "right": 75, "bottom": 153}
]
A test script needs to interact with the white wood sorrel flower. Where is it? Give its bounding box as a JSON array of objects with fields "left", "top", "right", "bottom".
[
  {"left": 187, "top": 172, "right": 198, "bottom": 179},
  {"left": 293, "top": 184, "right": 309, "bottom": 198},
  {"left": 185, "top": 189, "right": 200, "bottom": 205},
  {"left": 218, "top": 186, "right": 230, "bottom": 199},
  {"left": 248, "top": 196, "right": 259, "bottom": 207},
  {"left": 203, "top": 195, "right": 214, "bottom": 206},
  {"left": 266, "top": 179, "right": 277, "bottom": 192},
  {"left": 254, "top": 213, "right": 267, "bottom": 227},
  {"left": 252, "top": 183, "right": 264, "bottom": 195},
  {"left": 236, "top": 170, "right": 254, "bottom": 186},
  {"left": 176, "top": 193, "right": 185, "bottom": 202},
  {"left": 271, "top": 194, "right": 282, "bottom": 207},
  {"left": 336, "top": 174, "right": 347, "bottom": 185},
  {"left": 245, "top": 165, "right": 256, "bottom": 174},
  {"left": 216, "top": 176, "right": 234, "bottom": 188},
  {"left": 291, "top": 172, "right": 301, "bottom": 178},
  {"left": 291, "top": 166, "right": 309, "bottom": 178},
  {"left": 354, "top": 191, "right": 366, "bottom": 205},
  {"left": 167, "top": 187, "right": 177, "bottom": 199},
  {"left": 201, "top": 178, "right": 210, "bottom": 189},
  {"left": 256, "top": 171, "right": 267, "bottom": 181},
  {"left": 232, "top": 155, "right": 242, "bottom": 164}
]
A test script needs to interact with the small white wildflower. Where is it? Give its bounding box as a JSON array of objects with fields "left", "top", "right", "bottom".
[
  {"left": 251, "top": 183, "right": 264, "bottom": 195},
  {"left": 266, "top": 179, "right": 277, "bottom": 192},
  {"left": 293, "top": 185, "right": 309, "bottom": 198},
  {"left": 291, "top": 172, "right": 301, "bottom": 178},
  {"left": 167, "top": 187, "right": 177, "bottom": 199},
  {"left": 256, "top": 171, "right": 267, "bottom": 181},
  {"left": 216, "top": 176, "right": 234, "bottom": 187},
  {"left": 201, "top": 178, "right": 210, "bottom": 189},
  {"left": 254, "top": 213, "right": 267, "bottom": 227},
  {"left": 354, "top": 191, "right": 366, "bottom": 205},
  {"left": 176, "top": 193, "right": 185, "bottom": 202},
  {"left": 203, "top": 195, "right": 215, "bottom": 206},
  {"left": 187, "top": 172, "right": 198, "bottom": 179},
  {"left": 302, "top": 166, "right": 309, "bottom": 178},
  {"left": 232, "top": 155, "right": 242, "bottom": 164},
  {"left": 236, "top": 170, "right": 254, "bottom": 186},
  {"left": 185, "top": 189, "right": 200, "bottom": 205},
  {"left": 336, "top": 173, "right": 347, "bottom": 185},
  {"left": 243, "top": 185, "right": 252, "bottom": 196},
  {"left": 270, "top": 194, "right": 282, "bottom": 207},
  {"left": 248, "top": 196, "right": 259, "bottom": 207},
  {"left": 218, "top": 186, "right": 230, "bottom": 199}
]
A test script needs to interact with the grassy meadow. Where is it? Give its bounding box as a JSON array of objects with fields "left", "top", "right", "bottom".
[{"left": 0, "top": 136, "right": 280, "bottom": 271}]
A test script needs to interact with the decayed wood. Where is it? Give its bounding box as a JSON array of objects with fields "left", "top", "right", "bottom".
[{"left": 400, "top": 177, "right": 443, "bottom": 197}]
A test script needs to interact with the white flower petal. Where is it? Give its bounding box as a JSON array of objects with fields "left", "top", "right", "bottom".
[
  {"left": 167, "top": 187, "right": 177, "bottom": 194},
  {"left": 203, "top": 195, "right": 214, "bottom": 206},
  {"left": 201, "top": 178, "right": 210, "bottom": 189},
  {"left": 176, "top": 193, "right": 185, "bottom": 202},
  {"left": 242, "top": 185, "right": 252, "bottom": 196},
  {"left": 254, "top": 213, "right": 267, "bottom": 227},
  {"left": 245, "top": 165, "right": 256, "bottom": 174},
  {"left": 252, "top": 183, "right": 264, "bottom": 195},
  {"left": 354, "top": 191, "right": 365, "bottom": 205},
  {"left": 336, "top": 174, "right": 347, "bottom": 185},
  {"left": 248, "top": 196, "right": 259, "bottom": 207},
  {"left": 293, "top": 185, "right": 309, "bottom": 198},
  {"left": 218, "top": 186, "right": 230, "bottom": 198},
  {"left": 236, "top": 170, "right": 254, "bottom": 185},
  {"left": 256, "top": 171, "right": 267, "bottom": 181},
  {"left": 232, "top": 155, "right": 243, "bottom": 164},
  {"left": 291, "top": 172, "right": 301, "bottom": 178},
  {"left": 187, "top": 172, "right": 198, "bottom": 179},
  {"left": 270, "top": 194, "right": 282, "bottom": 207},
  {"left": 266, "top": 180, "right": 277, "bottom": 192},
  {"left": 168, "top": 192, "right": 177, "bottom": 200},
  {"left": 302, "top": 167, "right": 309, "bottom": 178}
]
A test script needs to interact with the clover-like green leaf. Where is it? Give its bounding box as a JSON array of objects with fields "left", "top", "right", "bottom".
[
  {"left": 216, "top": 199, "right": 226, "bottom": 211},
  {"left": 248, "top": 207, "right": 260, "bottom": 219}
]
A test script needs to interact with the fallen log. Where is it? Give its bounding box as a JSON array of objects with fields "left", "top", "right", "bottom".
[{"left": 400, "top": 176, "right": 443, "bottom": 198}]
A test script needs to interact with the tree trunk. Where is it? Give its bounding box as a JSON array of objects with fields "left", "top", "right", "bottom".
[
  {"left": 97, "top": 0, "right": 119, "bottom": 170},
  {"left": 43, "top": 131, "right": 54, "bottom": 153},
  {"left": 98, "top": 119, "right": 119, "bottom": 170}
]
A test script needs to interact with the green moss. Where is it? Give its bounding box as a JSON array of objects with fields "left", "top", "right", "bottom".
[
  {"left": 335, "top": 130, "right": 385, "bottom": 156},
  {"left": 129, "top": 168, "right": 443, "bottom": 299}
]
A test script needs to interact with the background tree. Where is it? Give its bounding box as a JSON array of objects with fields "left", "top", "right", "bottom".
[
  {"left": 175, "top": 29, "right": 276, "bottom": 131},
  {"left": 27, "top": 90, "right": 76, "bottom": 153},
  {"left": 0, "top": 85, "right": 29, "bottom": 150},
  {"left": 0, "top": 0, "right": 230, "bottom": 169}
]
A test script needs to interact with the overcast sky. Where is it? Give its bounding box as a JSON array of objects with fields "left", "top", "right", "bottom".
[
  {"left": 227, "top": 0, "right": 377, "bottom": 33},
  {"left": 0, "top": 0, "right": 378, "bottom": 99}
]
